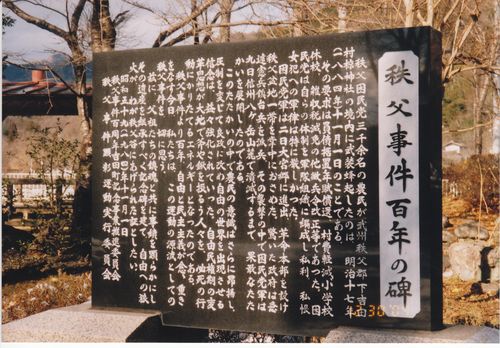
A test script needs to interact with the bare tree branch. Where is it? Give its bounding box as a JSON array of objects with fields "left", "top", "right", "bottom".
[
  {"left": 19, "top": 0, "right": 67, "bottom": 18},
  {"left": 113, "top": 10, "right": 130, "bottom": 27},
  {"left": 4, "top": 0, "right": 70, "bottom": 39},
  {"left": 162, "top": 18, "right": 300, "bottom": 47},
  {"left": 121, "top": 0, "right": 157, "bottom": 16},
  {"left": 152, "top": 0, "right": 217, "bottom": 47},
  {"left": 70, "top": 0, "right": 87, "bottom": 33}
]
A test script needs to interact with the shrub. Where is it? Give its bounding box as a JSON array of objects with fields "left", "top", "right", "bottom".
[
  {"left": 443, "top": 154, "right": 499, "bottom": 212},
  {"left": 25, "top": 119, "right": 86, "bottom": 263}
]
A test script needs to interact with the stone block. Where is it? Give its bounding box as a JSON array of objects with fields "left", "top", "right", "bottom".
[
  {"left": 443, "top": 230, "right": 458, "bottom": 243},
  {"left": 324, "top": 325, "right": 499, "bottom": 343},
  {"left": 454, "top": 221, "right": 489, "bottom": 240},
  {"left": 2, "top": 301, "right": 154, "bottom": 342},
  {"left": 492, "top": 217, "right": 500, "bottom": 241},
  {"left": 487, "top": 247, "right": 499, "bottom": 268},
  {"left": 448, "top": 241, "right": 482, "bottom": 282},
  {"left": 443, "top": 268, "right": 454, "bottom": 278},
  {"left": 443, "top": 254, "right": 451, "bottom": 269},
  {"left": 1, "top": 301, "right": 212, "bottom": 343},
  {"left": 491, "top": 267, "right": 500, "bottom": 282},
  {"left": 480, "top": 282, "right": 499, "bottom": 296},
  {"left": 442, "top": 216, "right": 452, "bottom": 229}
]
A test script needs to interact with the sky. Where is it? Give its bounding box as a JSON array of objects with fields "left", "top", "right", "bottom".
[
  {"left": 3, "top": 0, "right": 166, "bottom": 62},
  {"left": 2, "top": 0, "right": 280, "bottom": 63}
]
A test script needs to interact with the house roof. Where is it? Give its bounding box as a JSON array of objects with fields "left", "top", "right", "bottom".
[
  {"left": 443, "top": 141, "right": 465, "bottom": 148},
  {"left": 2, "top": 70, "right": 92, "bottom": 118}
]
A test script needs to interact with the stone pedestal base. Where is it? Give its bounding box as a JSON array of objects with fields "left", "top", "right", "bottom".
[
  {"left": 324, "top": 325, "right": 499, "bottom": 343},
  {"left": 1, "top": 301, "right": 208, "bottom": 342},
  {"left": 2, "top": 302, "right": 498, "bottom": 343}
]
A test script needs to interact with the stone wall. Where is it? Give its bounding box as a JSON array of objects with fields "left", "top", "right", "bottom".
[{"left": 443, "top": 217, "right": 500, "bottom": 294}]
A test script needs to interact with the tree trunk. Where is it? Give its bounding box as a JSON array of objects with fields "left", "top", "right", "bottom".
[
  {"left": 492, "top": 0, "right": 500, "bottom": 154},
  {"left": 291, "top": 1, "right": 305, "bottom": 37},
  {"left": 69, "top": 1, "right": 118, "bottom": 254},
  {"left": 70, "top": 49, "right": 92, "bottom": 253},
  {"left": 426, "top": 0, "right": 434, "bottom": 27},
  {"left": 192, "top": 0, "right": 200, "bottom": 44},
  {"left": 403, "top": 0, "right": 414, "bottom": 27},
  {"left": 473, "top": 72, "right": 489, "bottom": 155},
  {"left": 219, "top": 0, "right": 233, "bottom": 42},
  {"left": 91, "top": 0, "right": 117, "bottom": 52},
  {"left": 4, "top": 0, "right": 95, "bottom": 255},
  {"left": 338, "top": 6, "right": 347, "bottom": 33}
]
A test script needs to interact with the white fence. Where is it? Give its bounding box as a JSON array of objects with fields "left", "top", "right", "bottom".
[{"left": 442, "top": 179, "right": 461, "bottom": 198}]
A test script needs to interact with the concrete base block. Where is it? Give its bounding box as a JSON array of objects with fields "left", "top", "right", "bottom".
[
  {"left": 3, "top": 302, "right": 498, "bottom": 343},
  {"left": 2, "top": 301, "right": 155, "bottom": 342},
  {"left": 324, "top": 325, "right": 500, "bottom": 343},
  {"left": 2, "top": 301, "right": 210, "bottom": 343}
]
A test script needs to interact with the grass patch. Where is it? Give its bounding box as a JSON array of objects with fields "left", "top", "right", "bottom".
[
  {"left": 2, "top": 272, "right": 91, "bottom": 324},
  {"left": 443, "top": 277, "right": 499, "bottom": 328},
  {"left": 2, "top": 248, "right": 90, "bottom": 284},
  {"left": 3, "top": 272, "right": 498, "bottom": 330}
]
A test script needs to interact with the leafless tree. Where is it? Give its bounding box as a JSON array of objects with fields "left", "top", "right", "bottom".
[
  {"left": 218, "top": 0, "right": 235, "bottom": 41},
  {"left": 259, "top": 1, "right": 494, "bottom": 85},
  {"left": 492, "top": 0, "right": 500, "bottom": 154},
  {"left": 3, "top": 0, "right": 123, "bottom": 151},
  {"left": 4, "top": 0, "right": 128, "bottom": 242},
  {"left": 4, "top": 0, "right": 92, "bottom": 154},
  {"left": 123, "top": 0, "right": 296, "bottom": 47},
  {"left": 91, "top": 0, "right": 128, "bottom": 52}
]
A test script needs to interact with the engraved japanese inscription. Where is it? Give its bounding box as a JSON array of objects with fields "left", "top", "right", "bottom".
[{"left": 92, "top": 27, "right": 443, "bottom": 335}]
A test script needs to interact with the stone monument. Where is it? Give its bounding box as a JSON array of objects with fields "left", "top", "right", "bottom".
[{"left": 91, "top": 26, "right": 443, "bottom": 336}]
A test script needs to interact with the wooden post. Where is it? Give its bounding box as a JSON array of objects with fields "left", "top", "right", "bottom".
[
  {"left": 56, "top": 179, "right": 63, "bottom": 213},
  {"left": 6, "top": 182, "right": 15, "bottom": 219}
]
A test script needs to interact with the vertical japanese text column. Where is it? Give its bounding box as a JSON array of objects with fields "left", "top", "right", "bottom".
[{"left": 378, "top": 51, "right": 420, "bottom": 318}]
